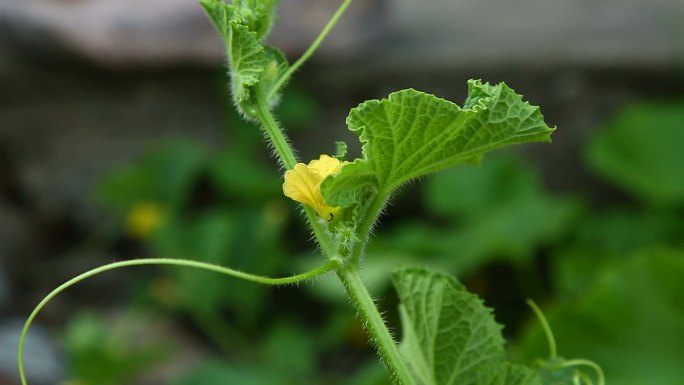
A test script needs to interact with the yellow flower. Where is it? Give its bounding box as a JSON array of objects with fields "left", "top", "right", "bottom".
[{"left": 283, "top": 155, "right": 346, "bottom": 221}]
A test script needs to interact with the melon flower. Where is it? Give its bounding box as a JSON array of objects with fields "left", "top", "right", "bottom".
[{"left": 283, "top": 155, "right": 346, "bottom": 221}]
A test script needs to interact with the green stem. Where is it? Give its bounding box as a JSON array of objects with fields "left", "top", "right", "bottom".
[
  {"left": 337, "top": 266, "right": 415, "bottom": 385},
  {"left": 254, "top": 87, "right": 336, "bottom": 258},
  {"left": 526, "top": 299, "right": 557, "bottom": 359},
  {"left": 267, "top": 0, "right": 354, "bottom": 100},
  {"left": 18, "top": 258, "right": 337, "bottom": 385},
  {"left": 350, "top": 190, "right": 388, "bottom": 263},
  {"left": 254, "top": 86, "right": 298, "bottom": 169}
]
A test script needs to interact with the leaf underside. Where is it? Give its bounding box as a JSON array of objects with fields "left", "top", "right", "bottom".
[
  {"left": 393, "top": 268, "right": 541, "bottom": 385},
  {"left": 229, "top": 22, "right": 268, "bottom": 102},
  {"left": 322, "top": 80, "right": 555, "bottom": 207}
]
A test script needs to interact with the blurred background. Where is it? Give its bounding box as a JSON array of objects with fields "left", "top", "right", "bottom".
[{"left": 1, "top": 0, "right": 684, "bottom": 384}]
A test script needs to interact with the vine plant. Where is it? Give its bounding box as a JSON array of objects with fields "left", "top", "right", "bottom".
[{"left": 18, "top": 1, "right": 604, "bottom": 384}]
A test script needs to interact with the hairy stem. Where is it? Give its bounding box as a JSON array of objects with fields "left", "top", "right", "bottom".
[
  {"left": 18, "top": 258, "right": 337, "bottom": 385},
  {"left": 254, "top": 86, "right": 298, "bottom": 169},
  {"left": 337, "top": 266, "right": 415, "bottom": 385},
  {"left": 267, "top": 0, "right": 354, "bottom": 100},
  {"left": 350, "top": 190, "right": 388, "bottom": 263},
  {"left": 254, "top": 87, "right": 337, "bottom": 257}
]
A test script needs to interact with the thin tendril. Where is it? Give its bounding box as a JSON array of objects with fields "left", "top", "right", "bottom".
[
  {"left": 526, "top": 299, "right": 557, "bottom": 359},
  {"left": 572, "top": 372, "right": 582, "bottom": 385},
  {"left": 577, "top": 370, "right": 596, "bottom": 385},
  {"left": 560, "top": 359, "right": 606, "bottom": 385},
  {"left": 528, "top": 300, "right": 605, "bottom": 385},
  {"left": 267, "top": 0, "right": 353, "bottom": 100},
  {"left": 18, "top": 257, "right": 338, "bottom": 385}
]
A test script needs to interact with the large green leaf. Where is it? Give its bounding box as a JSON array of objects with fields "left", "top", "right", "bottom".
[
  {"left": 322, "top": 80, "right": 555, "bottom": 207},
  {"left": 393, "top": 268, "right": 540, "bottom": 385}
]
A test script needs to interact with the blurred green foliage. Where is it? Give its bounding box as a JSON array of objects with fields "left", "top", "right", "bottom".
[
  {"left": 513, "top": 102, "right": 684, "bottom": 385},
  {"left": 63, "top": 312, "right": 168, "bottom": 385},
  {"left": 514, "top": 249, "right": 684, "bottom": 385},
  {"left": 66, "top": 93, "right": 683, "bottom": 385},
  {"left": 586, "top": 102, "right": 684, "bottom": 207},
  {"left": 392, "top": 155, "right": 578, "bottom": 275}
]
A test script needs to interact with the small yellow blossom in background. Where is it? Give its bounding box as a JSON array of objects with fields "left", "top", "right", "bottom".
[
  {"left": 283, "top": 155, "right": 346, "bottom": 221},
  {"left": 126, "top": 202, "right": 164, "bottom": 239}
]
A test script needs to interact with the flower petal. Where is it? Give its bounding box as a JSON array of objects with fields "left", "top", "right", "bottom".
[
  {"left": 308, "top": 155, "right": 343, "bottom": 178},
  {"left": 283, "top": 163, "right": 324, "bottom": 213},
  {"left": 282, "top": 155, "right": 346, "bottom": 221}
]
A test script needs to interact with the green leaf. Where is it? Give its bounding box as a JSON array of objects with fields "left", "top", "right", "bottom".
[
  {"left": 483, "top": 363, "right": 544, "bottom": 385},
  {"left": 393, "top": 268, "right": 540, "bottom": 385},
  {"left": 585, "top": 102, "right": 684, "bottom": 207},
  {"left": 228, "top": 22, "right": 268, "bottom": 104},
  {"left": 202, "top": 0, "right": 285, "bottom": 111},
  {"left": 200, "top": 0, "right": 236, "bottom": 40},
  {"left": 259, "top": 46, "right": 290, "bottom": 107},
  {"left": 201, "top": 1, "right": 269, "bottom": 106},
  {"left": 322, "top": 80, "right": 555, "bottom": 207},
  {"left": 233, "top": 0, "right": 279, "bottom": 39},
  {"left": 200, "top": 0, "right": 278, "bottom": 40}
]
